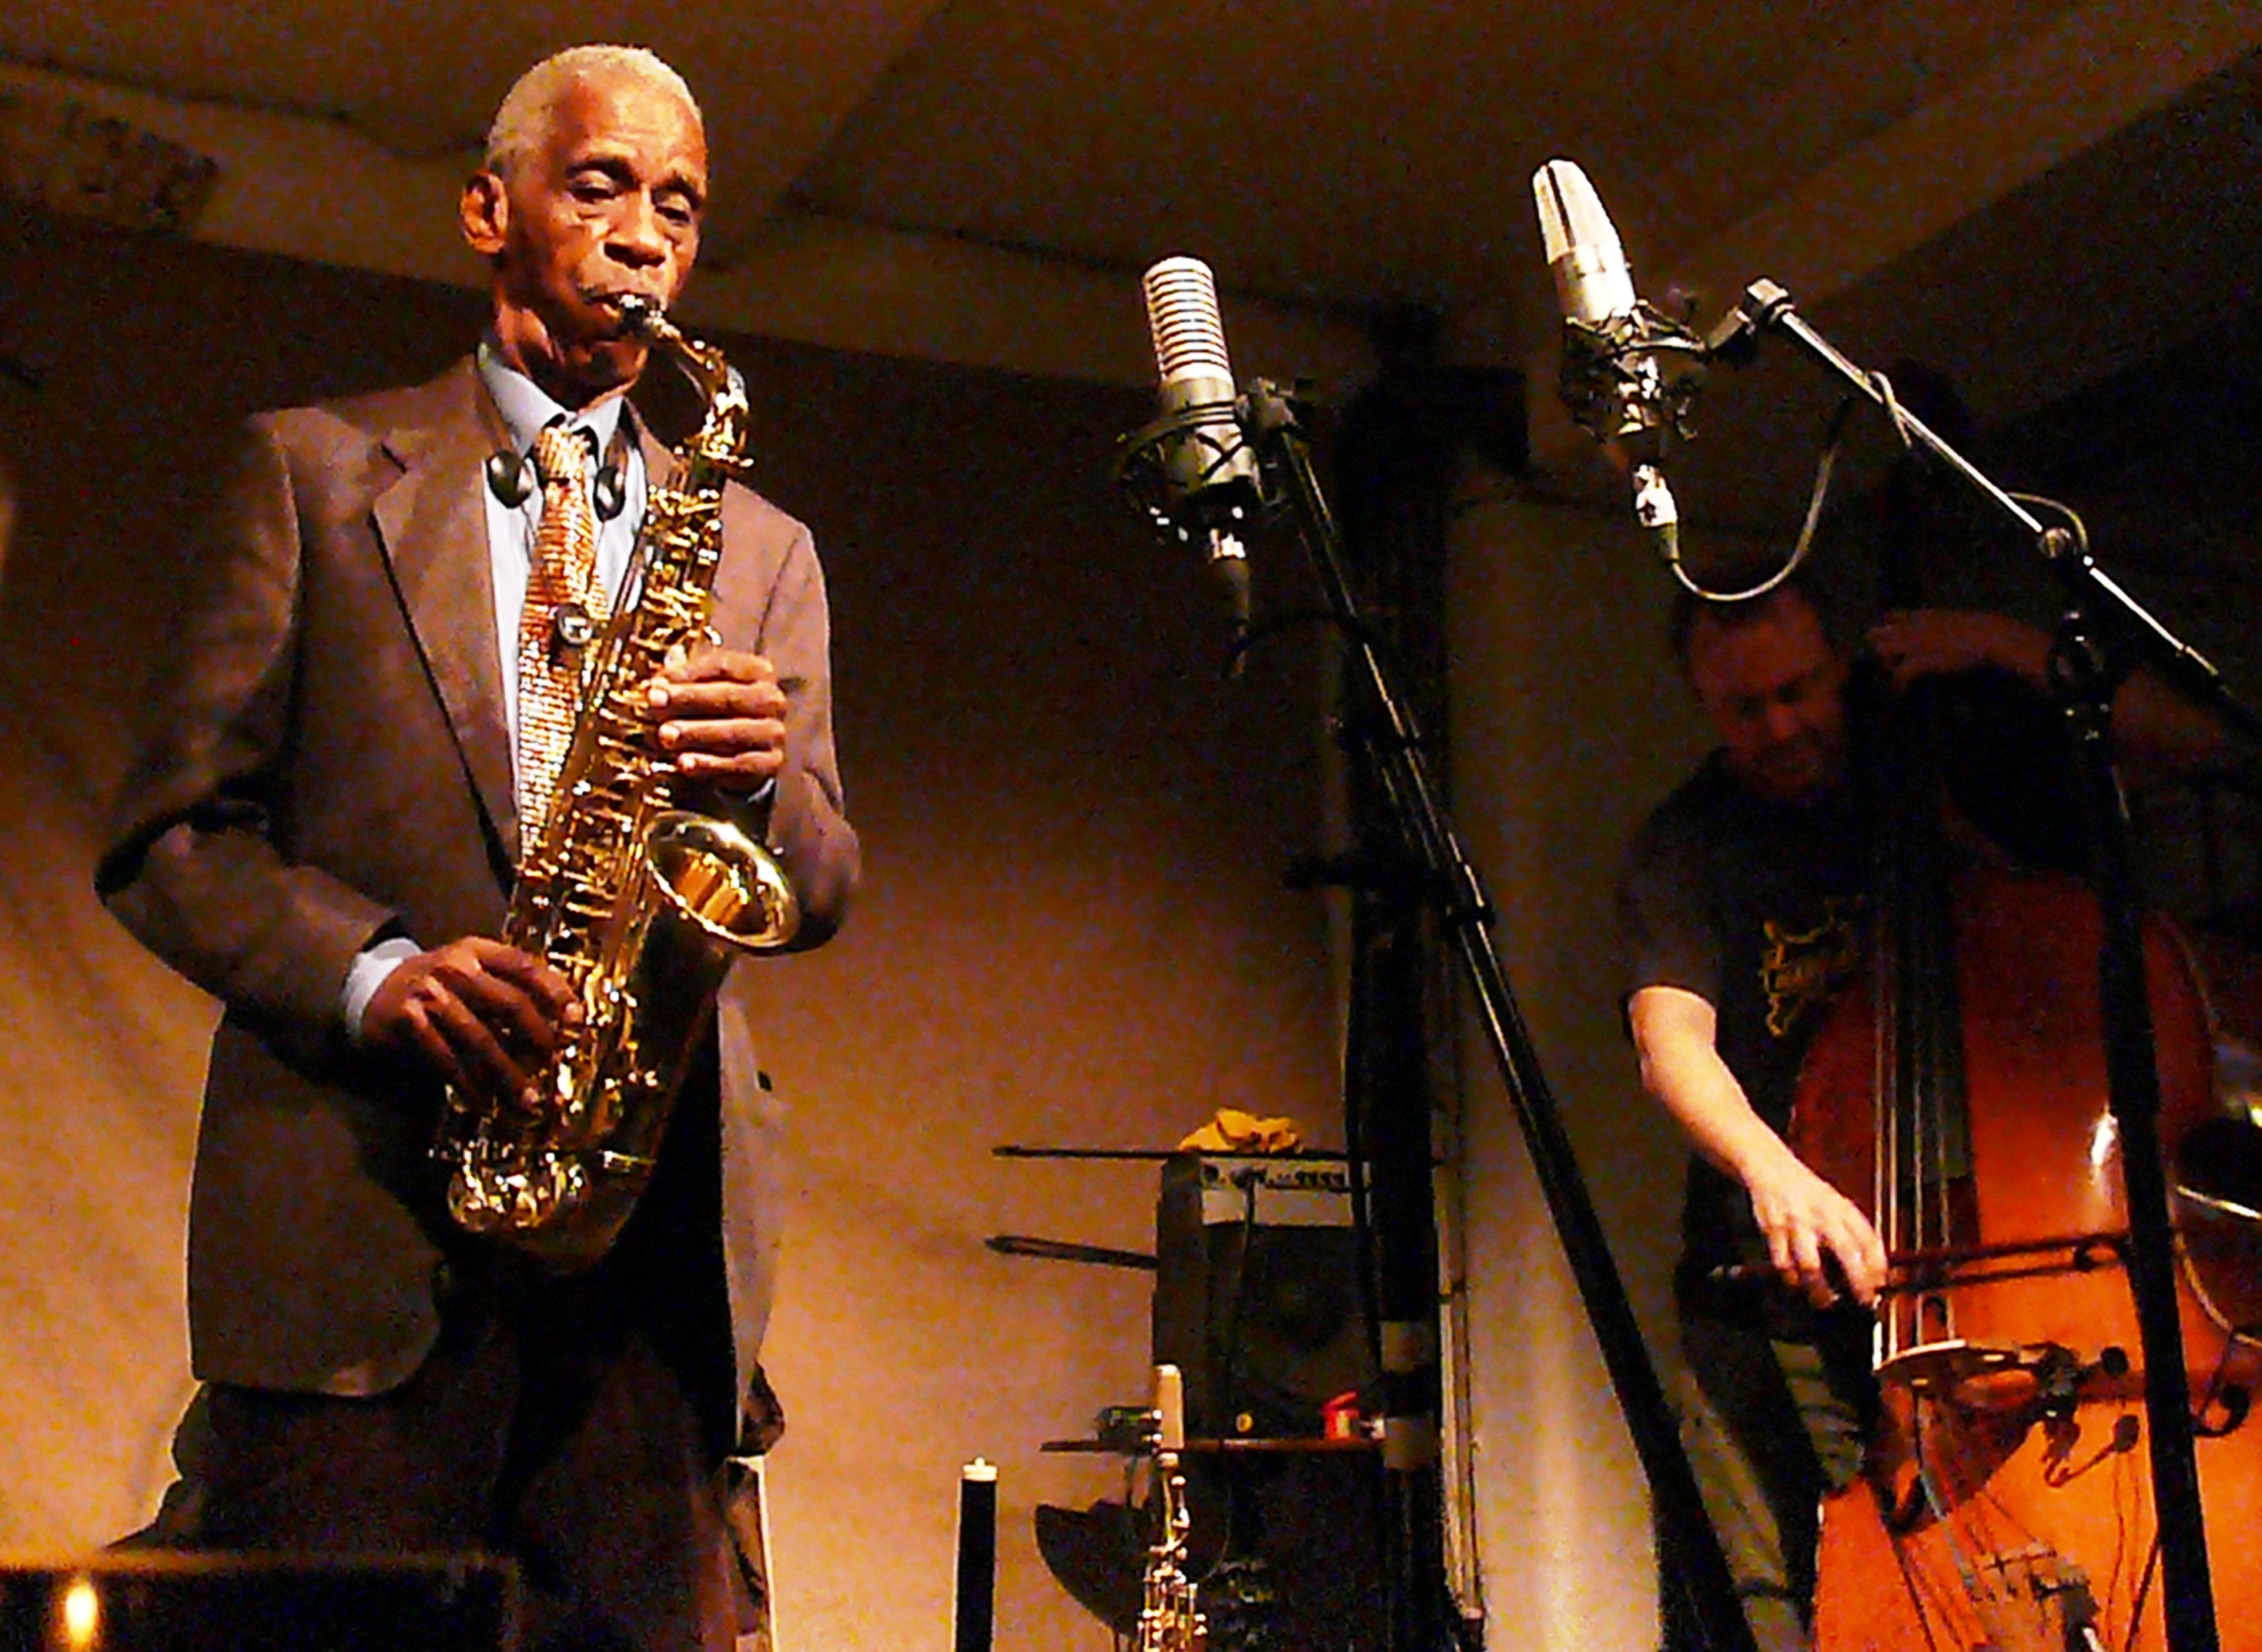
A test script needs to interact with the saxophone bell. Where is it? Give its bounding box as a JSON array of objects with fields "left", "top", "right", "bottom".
[{"left": 647, "top": 809, "right": 800, "bottom": 952}]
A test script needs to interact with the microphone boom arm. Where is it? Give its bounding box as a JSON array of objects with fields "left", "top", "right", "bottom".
[{"left": 1705, "top": 278, "right": 2259, "bottom": 747}]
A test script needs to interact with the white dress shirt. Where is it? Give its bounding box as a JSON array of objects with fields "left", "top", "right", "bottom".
[{"left": 341, "top": 346, "right": 650, "bottom": 1039}]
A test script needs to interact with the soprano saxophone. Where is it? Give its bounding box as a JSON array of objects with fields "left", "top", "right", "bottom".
[
  {"left": 434, "top": 296, "right": 799, "bottom": 1270},
  {"left": 1139, "top": 1365, "right": 1208, "bottom": 1652}
]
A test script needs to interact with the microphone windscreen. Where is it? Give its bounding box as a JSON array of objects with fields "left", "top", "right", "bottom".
[
  {"left": 1142, "top": 257, "right": 1235, "bottom": 389},
  {"left": 1136, "top": 257, "right": 1257, "bottom": 509},
  {"left": 1532, "top": 159, "right": 1637, "bottom": 326}
]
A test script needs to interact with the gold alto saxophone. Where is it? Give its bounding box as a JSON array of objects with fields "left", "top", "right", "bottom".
[
  {"left": 1140, "top": 1364, "right": 1208, "bottom": 1652},
  {"left": 434, "top": 296, "right": 799, "bottom": 1270}
]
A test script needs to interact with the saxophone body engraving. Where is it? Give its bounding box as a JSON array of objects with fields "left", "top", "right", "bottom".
[{"left": 435, "top": 298, "right": 800, "bottom": 1270}]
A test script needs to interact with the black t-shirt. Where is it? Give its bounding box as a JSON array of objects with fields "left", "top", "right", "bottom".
[
  {"left": 1618, "top": 753, "right": 1870, "bottom": 1273},
  {"left": 1616, "top": 665, "right": 2089, "bottom": 1275}
]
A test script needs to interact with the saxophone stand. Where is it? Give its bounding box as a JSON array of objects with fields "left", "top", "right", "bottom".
[
  {"left": 1120, "top": 384, "right": 1759, "bottom": 1652},
  {"left": 1702, "top": 278, "right": 2262, "bottom": 1652}
]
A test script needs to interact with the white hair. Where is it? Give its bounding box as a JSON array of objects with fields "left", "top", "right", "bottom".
[{"left": 483, "top": 45, "right": 702, "bottom": 179}]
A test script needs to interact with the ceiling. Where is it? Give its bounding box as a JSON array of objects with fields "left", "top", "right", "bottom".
[{"left": 3, "top": 2, "right": 2259, "bottom": 472}]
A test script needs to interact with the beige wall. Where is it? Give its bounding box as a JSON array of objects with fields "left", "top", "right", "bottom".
[
  {"left": 1442, "top": 480, "right": 1714, "bottom": 1648},
  {"left": 0, "top": 205, "right": 1340, "bottom": 1651}
]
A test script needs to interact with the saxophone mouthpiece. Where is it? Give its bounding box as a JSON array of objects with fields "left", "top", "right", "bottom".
[{"left": 610, "top": 292, "right": 664, "bottom": 338}]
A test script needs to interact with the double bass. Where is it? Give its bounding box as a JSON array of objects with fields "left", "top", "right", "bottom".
[{"left": 1793, "top": 606, "right": 2262, "bottom": 1649}]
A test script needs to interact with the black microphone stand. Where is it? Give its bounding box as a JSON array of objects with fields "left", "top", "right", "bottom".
[
  {"left": 1123, "top": 386, "right": 1761, "bottom": 1652},
  {"left": 1705, "top": 278, "right": 2262, "bottom": 1652}
]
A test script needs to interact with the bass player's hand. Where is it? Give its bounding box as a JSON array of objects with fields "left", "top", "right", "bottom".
[{"left": 1742, "top": 1146, "right": 1889, "bottom": 1310}]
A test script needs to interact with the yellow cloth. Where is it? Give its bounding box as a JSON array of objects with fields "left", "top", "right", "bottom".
[{"left": 1177, "top": 1108, "right": 1301, "bottom": 1153}]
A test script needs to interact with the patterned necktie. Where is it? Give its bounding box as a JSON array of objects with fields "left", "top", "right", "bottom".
[{"left": 516, "top": 421, "right": 607, "bottom": 847}]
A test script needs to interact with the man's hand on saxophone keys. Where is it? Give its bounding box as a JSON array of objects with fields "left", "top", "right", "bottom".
[
  {"left": 643, "top": 640, "right": 788, "bottom": 793},
  {"left": 362, "top": 936, "right": 582, "bottom": 1107}
]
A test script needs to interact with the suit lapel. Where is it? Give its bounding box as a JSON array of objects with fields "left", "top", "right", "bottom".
[{"left": 372, "top": 360, "right": 523, "bottom": 863}]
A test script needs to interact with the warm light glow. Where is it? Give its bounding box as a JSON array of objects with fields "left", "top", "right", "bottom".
[
  {"left": 59, "top": 1575, "right": 100, "bottom": 1649},
  {"left": 2090, "top": 1111, "right": 2119, "bottom": 1171}
]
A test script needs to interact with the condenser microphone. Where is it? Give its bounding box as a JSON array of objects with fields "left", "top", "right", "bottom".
[
  {"left": 1139, "top": 256, "right": 1262, "bottom": 640},
  {"left": 1531, "top": 159, "right": 1682, "bottom": 541},
  {"left": 1533, "top": 157, "right": 1637, "bottom": 341}
]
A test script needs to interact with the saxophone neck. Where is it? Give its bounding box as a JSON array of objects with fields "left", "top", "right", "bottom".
[
  {"left": 614, "top": 296, "right": 753, "bottom": 480},
  {"left": 619, "top": 298, "right": 709, "bottom": 382}
]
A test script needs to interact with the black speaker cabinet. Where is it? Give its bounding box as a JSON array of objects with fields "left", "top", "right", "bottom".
[
  {"left": 0, "top": 1552, "right": 517, "bottom": 1651},
  {"left": 1151, "top": 1153, "right": 1387, "bottom": 1652},
  {"left": 1152, "top": 1153, "right": 1377, "bottom": 1440}
]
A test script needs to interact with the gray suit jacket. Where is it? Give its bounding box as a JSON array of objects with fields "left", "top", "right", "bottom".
[{"left": 99, "top": 356, "right": 858, "bottom": 1418}]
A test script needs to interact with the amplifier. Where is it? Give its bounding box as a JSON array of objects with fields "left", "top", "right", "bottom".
[{"left": 1152, "top": 1152, "right": 1376, "bottom": 1439}]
